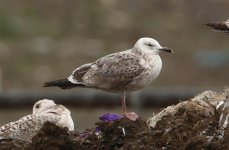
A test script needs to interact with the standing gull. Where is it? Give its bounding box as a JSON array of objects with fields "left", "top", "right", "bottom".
[
  {"left": 44, "top": 37, "right": 173, "bottom": 121},
  {"left": 0, "top": 99, "right": 74, "bottom": 142}
]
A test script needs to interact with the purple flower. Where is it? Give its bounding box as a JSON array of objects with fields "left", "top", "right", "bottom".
[
  {"left": 95, "top": 127, "right": 101, "bottom": 132},
  {"left": 99, "top": 113, "right": 123, "bottom": 122}
]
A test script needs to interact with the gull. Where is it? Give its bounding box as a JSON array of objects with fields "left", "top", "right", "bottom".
[
  {"left": 0, "top": 99, "right": 74, "bottom": 142},
  {"left": 44, "top": 37, "right": 173, "bottom": 121},
  {"left": 203, "top": 18, "right": 229, "bottom": 33}
]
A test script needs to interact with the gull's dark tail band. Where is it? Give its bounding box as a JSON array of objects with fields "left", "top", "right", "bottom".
[{"left": 44, "top": 78, "right": 85, "bottom": 89}]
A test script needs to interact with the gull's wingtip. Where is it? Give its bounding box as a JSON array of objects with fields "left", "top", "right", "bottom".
[{"left": 43, "top": 78, "right": 85, "bottom": 89}]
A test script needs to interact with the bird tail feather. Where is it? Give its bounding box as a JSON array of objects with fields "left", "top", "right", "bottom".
[{"left": 43, "top": 79, "right": 84, "bottom": 89}]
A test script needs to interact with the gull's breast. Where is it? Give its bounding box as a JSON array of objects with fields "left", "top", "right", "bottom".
[{"left": 125, "top": 55, "right": 162, "bottom": 91}]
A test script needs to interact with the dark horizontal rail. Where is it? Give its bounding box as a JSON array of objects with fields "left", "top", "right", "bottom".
[{"left": 0, "top": 87, "right": 220, "bottom": 108}]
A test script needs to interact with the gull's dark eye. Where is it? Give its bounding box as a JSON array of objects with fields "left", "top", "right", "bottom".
[
  {"left": 35, "top": 104, "right": 40, "bottom": 109},
  {"left": 146, "top": 43, "right": 153, "bottom": 47}
]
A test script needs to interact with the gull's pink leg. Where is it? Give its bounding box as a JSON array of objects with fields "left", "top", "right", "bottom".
[{"left": 121, "top": 91, "right": 139, "bottom": 121}]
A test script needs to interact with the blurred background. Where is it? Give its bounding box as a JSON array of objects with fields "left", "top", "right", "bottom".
[{"left": 0, "top": 0, "right": 228, "bottom": 131}]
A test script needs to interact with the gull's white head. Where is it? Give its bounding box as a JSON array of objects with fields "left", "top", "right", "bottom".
[
  {"left": 134, "top": 37, "right": 173, "bottom": 54},
  {"left": 32, "top": 99, "right": 56, "bottom": 114}
]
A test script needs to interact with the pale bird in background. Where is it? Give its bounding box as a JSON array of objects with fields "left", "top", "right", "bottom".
[
  {"left": 204, "top": 18, "right": 229, "bottom": 33},
  {"left": 44, "top": 37, "right": 173, "bottom": 121},
  {"left": 0, "top": 99, "right": 74, "bottom": 142}
]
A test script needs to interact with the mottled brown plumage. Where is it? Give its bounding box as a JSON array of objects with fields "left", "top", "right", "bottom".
[{"left": 75, "top": 52, "right": 145, "bottom": 92}]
